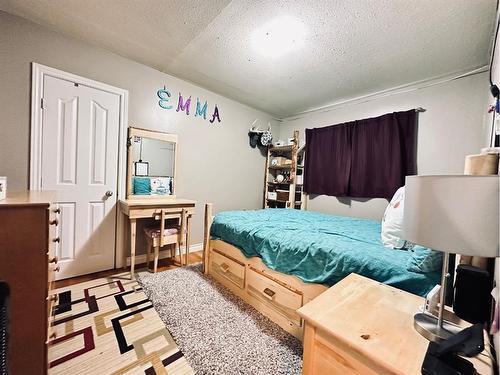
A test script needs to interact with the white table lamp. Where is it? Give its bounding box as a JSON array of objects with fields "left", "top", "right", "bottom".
[{"left": 403, "top": 175, "right": 499, "bottom": 342}]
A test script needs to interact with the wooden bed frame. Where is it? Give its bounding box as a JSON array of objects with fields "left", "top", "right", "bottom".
[{"left": 202, "top": 204, "right": 328, "bottom": 340}]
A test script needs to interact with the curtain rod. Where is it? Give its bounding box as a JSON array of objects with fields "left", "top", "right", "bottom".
[{"left": 415, "top": 107, "right": 426, "bottom": 112}]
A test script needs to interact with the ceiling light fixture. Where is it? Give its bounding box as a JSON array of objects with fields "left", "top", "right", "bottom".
[{"left": 251, "top": 16, "right": 306, "bottom": 58}]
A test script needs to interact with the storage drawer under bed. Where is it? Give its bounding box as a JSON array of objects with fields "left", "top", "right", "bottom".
[
  {"left": 246, "top": 267, "right": 303, "bottom": 326},
  {"left": 210, "top": 249, "right": 246, "bottom": 289}
]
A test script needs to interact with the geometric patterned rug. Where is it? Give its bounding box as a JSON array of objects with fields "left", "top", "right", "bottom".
[{"left": 47, "top": 272, "right": 194, "bottom": 375}]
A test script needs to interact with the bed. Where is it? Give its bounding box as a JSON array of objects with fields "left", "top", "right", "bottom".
[{"left": 202, "top": 206, "right": 441, "bottom": 339}]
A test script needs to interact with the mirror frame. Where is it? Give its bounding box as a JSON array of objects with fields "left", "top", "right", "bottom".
[{"left": 126, "top": 126, "right": 178, "bottom": 199}]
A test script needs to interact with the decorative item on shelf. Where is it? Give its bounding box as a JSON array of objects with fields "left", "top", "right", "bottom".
[
  {"left": 0, "top": 177, "right": 5, "bottom": 201},
  {"left": 270, "top": 157, "right": 292, "bottom": 166},
  {"left": 267, "top": 191, "right": 277, "bottom": 200},
  {"left": 271, "top": 157, "right": 286, "bottom": 166},
  {"left": 296, "top": 175, "right": 303, "bottom": 185},
  {"left": 297, "top": 153, "right": 304, "bottom": 165},
  {"left": 403, "top": 175, "right": 499, "bottom": 342},
  {"left": 276, "top": 189, "right": 289, "bottom": 201},
  {"left": 283, "top": 170, "right": 291, "bottom": 182},
  {"left": 276, "top": 174, "right": 285, "bottom": 183},
  {"left": 274, "top": 140, "right": 285, "bottom": 147}
]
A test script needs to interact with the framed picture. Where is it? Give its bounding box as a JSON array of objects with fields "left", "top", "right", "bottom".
[{"left": 134, "top": 161, "right": 149, "bottom": 176}]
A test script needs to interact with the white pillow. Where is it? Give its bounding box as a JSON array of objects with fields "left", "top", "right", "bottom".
[
  {"left": 381, "top": 186, "right": 412, "bottom": 249},
  {"left": 150, "top": 177, "right": 171, "bottom": 195}
]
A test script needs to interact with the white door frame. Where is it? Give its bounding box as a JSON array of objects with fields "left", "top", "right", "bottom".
[{"left": 30, "top": 62, "right": 129, "bottom": 268}]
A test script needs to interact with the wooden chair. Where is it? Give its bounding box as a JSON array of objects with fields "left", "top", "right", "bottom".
[{"left": 143, "top": 209, "right": 187, "bottom": 272}]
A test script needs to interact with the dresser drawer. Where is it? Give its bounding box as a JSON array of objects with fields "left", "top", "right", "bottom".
[
  {"left": 47, "top": 204, "right": 60, "bottom": 291},
  {"left": 47, "top": 258, "right": 60, "bottom": 286},
  {"left": 47, "top": 205, "right": 60, "bottom": 258},
  {"left": 210, "top": 249, "right": 245, "bottom": 289},
  {"left": 247, "top": 267, "right": 303, "bottom": 325},
  {"left": 47, "top": 242, "right": 60, "bottom": 289},
  {"left": 304, "top": 327, "right": 380, "bottom": 375},
  {"left": 46, "top": 325, "right": 58, "bottom": 345},
  {"left": 46, "top": 291, "right": 58, "bottom": 323}
]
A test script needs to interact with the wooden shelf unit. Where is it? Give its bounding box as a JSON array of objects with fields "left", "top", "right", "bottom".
[
  {"left": 264, "top": 130, "right": 305, "bottom": 210},
  {"left": 268, "top": 165, "right": 293, "bottom": 170},
  {"left": 269, "top": 145, "right": 294, "bottom": 152}
]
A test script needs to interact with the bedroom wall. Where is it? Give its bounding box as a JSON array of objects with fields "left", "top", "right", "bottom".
[
  {"left": 277, "top": 73, "right": 490, "bottom": 220},
  {"left": 0, "top": 11, "right": 277, "bottom": 255}
]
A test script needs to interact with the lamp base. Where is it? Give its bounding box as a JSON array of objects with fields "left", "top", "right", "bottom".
[
  {"left": 424, "top": 305, "right": 462, "bottom": 325},
  {"left": 414, "top": 313, "right": 462, "bottom": 342}
]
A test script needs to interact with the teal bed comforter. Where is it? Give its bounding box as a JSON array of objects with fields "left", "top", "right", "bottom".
[{"left": 210, "top": 209, "right": 440, "bottom": 296}]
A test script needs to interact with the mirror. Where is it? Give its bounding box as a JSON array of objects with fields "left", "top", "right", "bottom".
[{"left": 127, "top": 127, "right": 177, "bottom": 198}]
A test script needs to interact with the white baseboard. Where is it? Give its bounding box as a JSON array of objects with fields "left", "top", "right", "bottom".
[{"left": 125, "top": 242, "right": 203, "bottom": 266}]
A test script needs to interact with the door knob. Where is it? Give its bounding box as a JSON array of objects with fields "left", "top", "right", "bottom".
[{"left": 105, "top": 190, "right": 114, "bottom": 197}]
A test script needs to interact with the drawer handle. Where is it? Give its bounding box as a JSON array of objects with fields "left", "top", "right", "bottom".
[
  {"left": 52, "top": 237, "right": 60, "bottom": 243},
  {"left": 220, "top": 263, "right": 230, "bottom": 273},
  {"left": 53, "top": 208, "right": 61, "bottom": 214},
  {"left": 54, "top": 265, "right": 61, "bottom": 272},
  {"left": 263, "top": 287, "right": 276, "bottom": 300},
  {"left": 49, "top": 219, "right": 59, "bottom": 226},
  {"left": 47, "top": 294, "right": 58, "bottom": 303},
  {"left": 49, "top": 331, "right": 57, "bottom": 339},
  {"left": 49, "top": 256, "right": 58, "bottom": 264}
]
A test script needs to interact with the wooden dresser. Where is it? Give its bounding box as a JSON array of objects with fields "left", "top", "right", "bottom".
[
  {"left": 298, "top": 273, "right": 494, "bottom": 375},
  {"left": 0, "top": 191, "right": 59, "bottom": 374}
]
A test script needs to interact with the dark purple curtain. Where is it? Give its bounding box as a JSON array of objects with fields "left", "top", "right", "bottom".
[
  {"left": 304, "top": 123, "right": 351, "bottom": 196},
  {"left": 304, "top": 110, "right": 417, "bottom": 199}
]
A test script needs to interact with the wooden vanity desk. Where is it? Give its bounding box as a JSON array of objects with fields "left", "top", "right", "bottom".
[{"left": 119, "top": 198, "right": 196, "bottom": 277}]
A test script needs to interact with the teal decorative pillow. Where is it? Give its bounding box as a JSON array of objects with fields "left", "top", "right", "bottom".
[
  {"left": 406, "top": 246, "right": 443, "bottom": 273},
  {"left": 133, "top": 177, "right": 151, "bottom": 195}
]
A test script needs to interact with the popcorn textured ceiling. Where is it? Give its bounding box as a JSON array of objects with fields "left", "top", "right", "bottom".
[{"left": 0, "top": 0, "right": 496, "bottom": 117}]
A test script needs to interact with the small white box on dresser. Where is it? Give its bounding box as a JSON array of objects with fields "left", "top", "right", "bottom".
[
  {"left": 0, "top": 177, "right": 6, "bottom": 200},
  {"left": 267, "top": 192, "right": 277, "bottom": 200}
]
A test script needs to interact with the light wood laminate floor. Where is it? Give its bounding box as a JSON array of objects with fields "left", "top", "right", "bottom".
[{"left": 55, "top": 251, "right": 203, "bottom": 288}]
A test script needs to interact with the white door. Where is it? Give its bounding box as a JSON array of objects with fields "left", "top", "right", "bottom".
[{"left": 41, "top": 75, "right": 120, "bottom": 279}]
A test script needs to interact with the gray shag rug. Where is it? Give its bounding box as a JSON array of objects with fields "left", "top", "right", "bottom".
[{"left": 138, "top": 264, "right": 302, "bottom": 375}]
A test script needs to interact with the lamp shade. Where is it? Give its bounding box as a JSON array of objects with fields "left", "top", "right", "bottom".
[{"left": 403, "top": 175, "right": 499, "bottom": 257}]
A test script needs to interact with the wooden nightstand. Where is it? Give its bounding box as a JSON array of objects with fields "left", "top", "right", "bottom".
[{"left": 297, "top": 273, "right": 494, "bottom": 375}]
